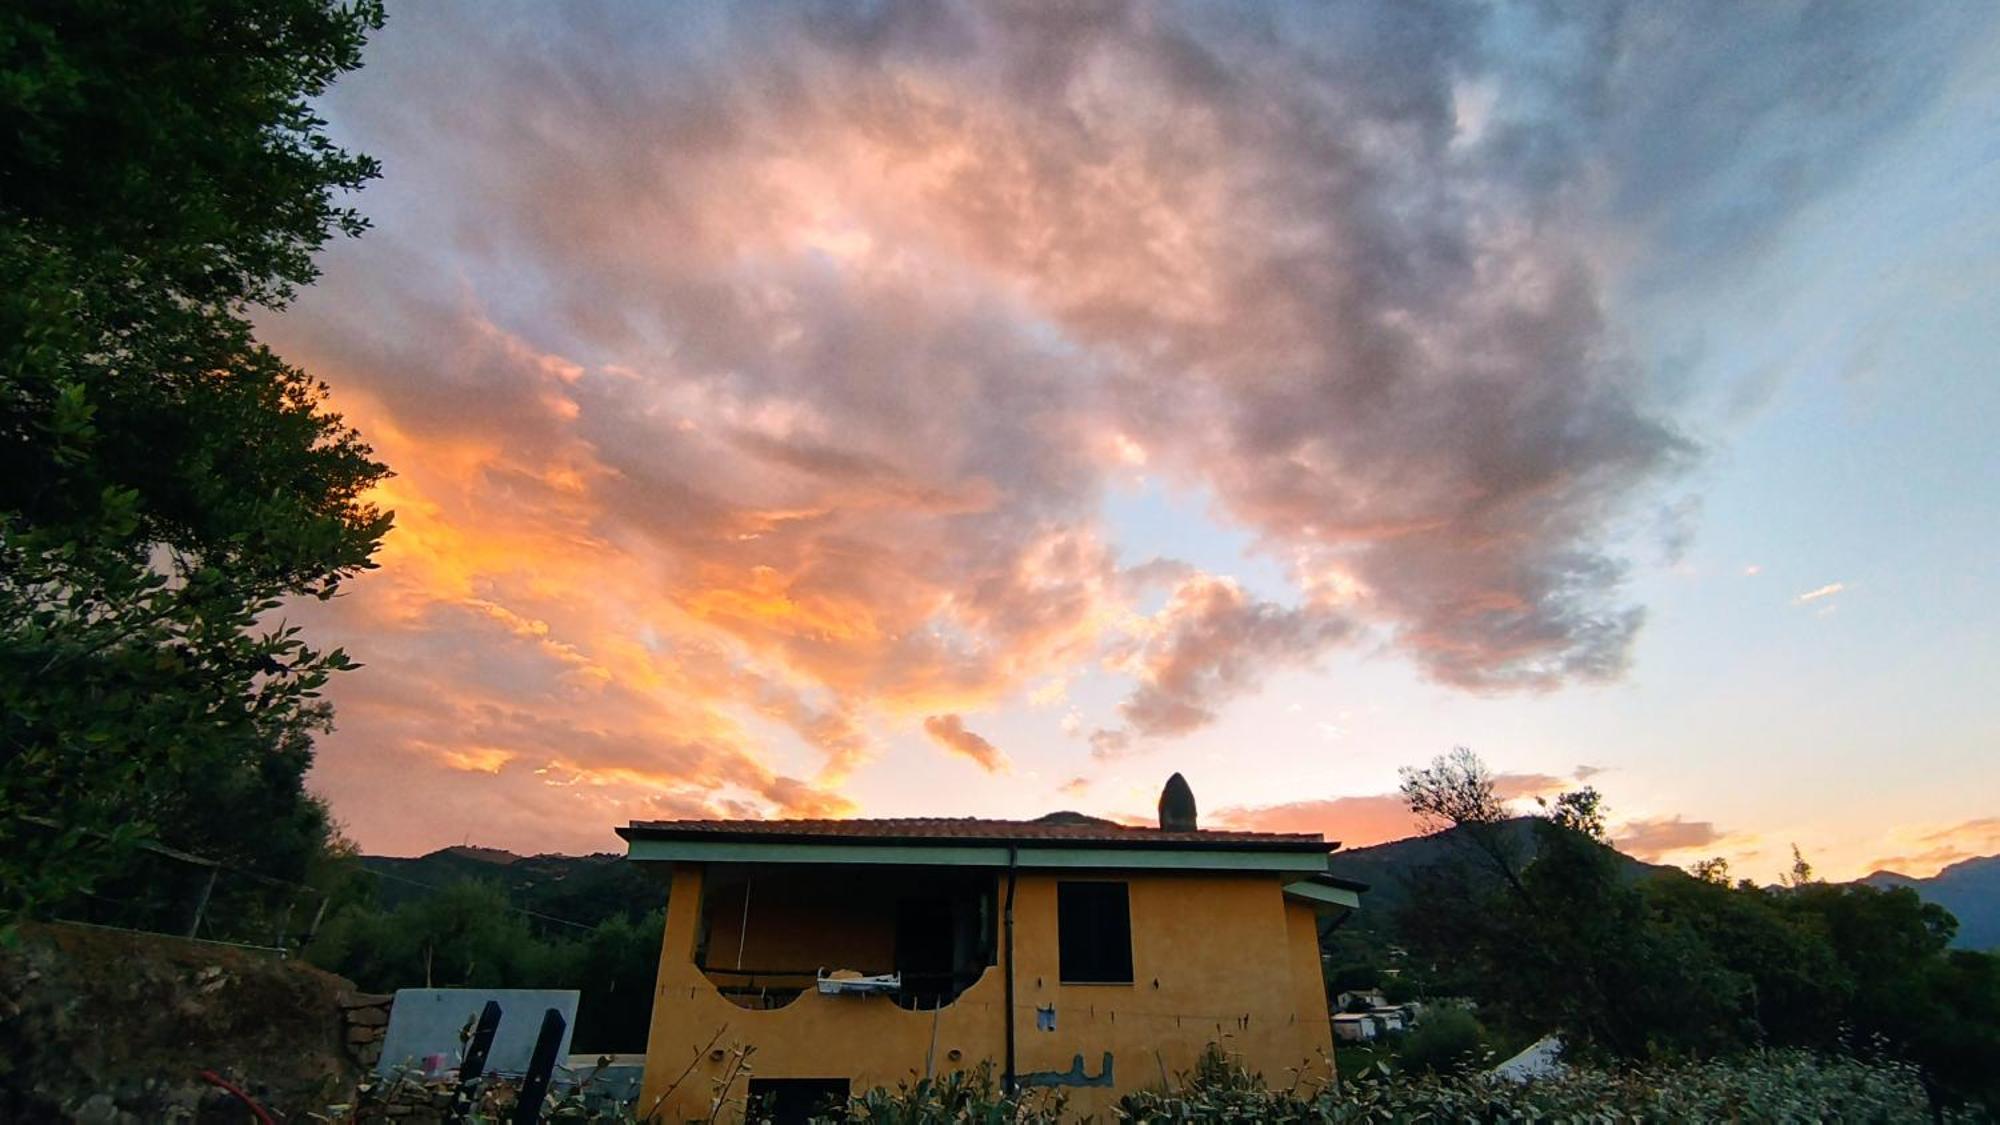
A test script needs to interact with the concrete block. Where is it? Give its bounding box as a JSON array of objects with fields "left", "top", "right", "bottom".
[{"left": 376, "top": 989, "right": 580, "bottom": 1079}]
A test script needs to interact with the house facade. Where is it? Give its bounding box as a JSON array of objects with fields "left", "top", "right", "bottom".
[{"left": 619, "top": 777, "right": 1360, "bottom": 1122}]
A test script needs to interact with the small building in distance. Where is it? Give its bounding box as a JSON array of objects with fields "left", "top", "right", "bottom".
[
  {"left": 619, "top": 775, "right": 1362, "bottom": 1122},
  {"left": 1332, "top": 1012, "right": 1378, "bottom": 1043}
]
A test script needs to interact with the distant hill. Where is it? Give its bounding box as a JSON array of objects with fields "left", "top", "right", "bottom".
[
  {"left": 360, "top": 839, "right": 1996, "bottom": 952},
  {"left": 359, "top": 846, "right": 665, "bottom": 929},
  {"left": 1861, "top": 855, "right": 2000, "bottom": 950},
  {"left": 1326, "top": 819, "right": 1670, "bottom": 929}
]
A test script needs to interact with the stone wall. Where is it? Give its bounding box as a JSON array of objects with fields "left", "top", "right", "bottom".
[
  {"left": 0, "top": 923, "right": 359, "bottom": 1121},
  {"left": 340, "top": 991, "right": 394, "bottom": 1072}
]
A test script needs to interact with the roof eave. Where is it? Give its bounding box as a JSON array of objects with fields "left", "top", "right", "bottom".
[
  {"left": 622, "top": 835, "right": 1334, "bottom": 873},
  {"left": 615, "top": 823, "right": 1331, "bottom": 854}
]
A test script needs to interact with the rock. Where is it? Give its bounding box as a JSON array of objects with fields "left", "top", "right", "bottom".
[
  {"left": 74, "top": 1093, "right": 121, "bottom": 1124},
  {"left": 348, "top": 1004, "right": 390, "bottom": 1027},
  {"left": 340, "top": 992, "right": 396, "bottom": 1009}
]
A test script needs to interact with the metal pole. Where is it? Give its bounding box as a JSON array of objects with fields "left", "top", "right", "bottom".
[
  {"left": 1002, "top": 846, "right": 1018, "bottom": 1093},
  {"left": 735, "top": 875, "right": 752, "bottom": 970},
  {"left": 512, "top": 1008, "right": 567, "bottom": 1125},
  {"left": 300, "top": 890, "right": 331, "bottom": 950},
  {"left": 447, "top": 1000, "right": 504, "bottom": 1123},
  {"left": 187, "top": 866, "right": 219, "bottom": 939},
  {"left": 273, "top": 893, "right": 296, "bottom": 954}
]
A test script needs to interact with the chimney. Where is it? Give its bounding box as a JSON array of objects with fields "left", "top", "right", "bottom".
[{"left": 1158, "top": 772, "right": 1198, "bottom": 832}]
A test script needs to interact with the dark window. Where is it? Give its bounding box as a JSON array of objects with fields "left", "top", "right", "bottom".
[
  {"left": 747, "top": 1078, "right": 849, "bottom": 1125},
  {"left": 1057, "top": 881, "right": 1133, "bottom": 983}
]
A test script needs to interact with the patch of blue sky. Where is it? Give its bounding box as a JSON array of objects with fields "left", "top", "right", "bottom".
[{"left": 1100, "top": 475, "right": 1298, "bottom": 608}]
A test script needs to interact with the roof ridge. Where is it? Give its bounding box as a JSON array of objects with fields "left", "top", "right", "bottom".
[{"left": 618, "top": 815, "right": 1329, "bottom": 849}]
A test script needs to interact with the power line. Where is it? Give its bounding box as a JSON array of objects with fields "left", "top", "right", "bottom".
[{"left": 354, "top": 856, "right": 600, "bottom": 928}]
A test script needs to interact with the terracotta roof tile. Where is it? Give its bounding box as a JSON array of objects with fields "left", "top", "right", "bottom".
[{"left": 617, "top": 815, "right": 1331, "bottom": 851}]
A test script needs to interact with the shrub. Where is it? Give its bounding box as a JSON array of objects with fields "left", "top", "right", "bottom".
[
  {"left": 1111, "top": 1045, "right": 1953, "bottom": 1124},
  {"left": 1394, "top": 1008, "right": 1484, "bottom": 1074},
  {"left": 821, "top": 1062, "right": 1066, "bottom": 1124}
]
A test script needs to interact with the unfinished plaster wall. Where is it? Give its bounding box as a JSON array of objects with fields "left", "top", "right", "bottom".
[
  {"left": 1008, "top": 871, "right": 1335, "bottom": 1113},
  {"left": 640, "top": 865, "right": 1008, "bottom": 1121},
  {"left": 637, "top": 864, "right": 1334, "bottom": 1122},
  {"left": 699, "top": 879, "right": 898, "bottom": 982}
]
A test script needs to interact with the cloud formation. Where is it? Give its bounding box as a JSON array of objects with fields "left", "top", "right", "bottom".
[
  {"left": 1108, "top": 575, "right": 1351, "bottom": 740},
  {"left": 256, "top": 1, "right": 1982, "bottom": 852},
  {"left": 1218, "top": 794, "right": 1417, "bottom": 851},
  {"left": 922, "top": 714, "right": 1008, "bottom": 773},
  {"left": 1868, "top": 817, "right": 2000, "bottom": 878},
  {"left": 1613, "top": 815, "right": 1725, "bottom": 861},
  {"left": 1219, "top": 771, "right": 1574, "bottom": 848}
]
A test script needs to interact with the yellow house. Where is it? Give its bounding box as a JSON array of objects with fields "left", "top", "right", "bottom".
[{"left": 619, "top": 775, "right": 1362, "bottom": 1122}]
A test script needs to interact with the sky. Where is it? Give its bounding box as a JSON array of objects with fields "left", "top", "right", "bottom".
[{"left": 264, "top": 1, "right": 2000, "bottom": 882}]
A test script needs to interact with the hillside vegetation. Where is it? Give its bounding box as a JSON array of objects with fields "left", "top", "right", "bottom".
[
  {"left": 1865, "top": 856, "right": 2000, "bottom": 951},
  {"left": 1319, "top": 749, "right": 2000, "bottom": 1115},
  {"left": 304, "top": 847, "right": 666, "bottom": 1053}
]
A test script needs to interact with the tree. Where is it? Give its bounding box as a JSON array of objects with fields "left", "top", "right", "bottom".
[
  {"left": 1543, "top": 787, "right": 1606, "bottom": 841},
  {"left": 1388, "top": 750, "right": 2000, "bottom": 1112},
  {"left": 1689, "top": 857, "right": 1732, "bottom": 885},
  {"left": 1, "top": 0, "right": 390, "bottom": 922},
  {"left": 1398, "top": 747, "right": 1531, "bottom": 901},
  {"left": 1395, "top": 748, "right": 1744, "bottom": 1058}
]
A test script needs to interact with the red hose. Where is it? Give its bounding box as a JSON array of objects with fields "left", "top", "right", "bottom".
[{"left": 197, "top": 1069, "right": 276, "bottom": 1125}]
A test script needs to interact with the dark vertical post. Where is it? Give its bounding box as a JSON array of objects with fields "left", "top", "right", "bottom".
[
  {"left": 186, "top": 865, "right": 219, "bottom": 939},
  {"left": 272, "top": 893, "right": 296, "bottom": 953},
  {"left": 459, "top": 1001, "right": 503, "bottom": 1081},
  {"left": 447, "top": 1000, "right": 504, "bottom": 1122},
  {"left": 512, "top": 1007, "right": 567, "bottom": 1125},
  {"left": 300, "top": 890, "right": 331, "bottom": 950},
  {"left": 1002, "top": 845, "right": 1019, "bottom": 1094}
]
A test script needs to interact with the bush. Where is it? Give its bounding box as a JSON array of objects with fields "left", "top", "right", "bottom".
[
  {"left": 1395, "top": 1008, "right": 1484, "bottom": 1074},
  {"left": 820, "top": 1062, "right": 1065, "bottom": 1123},
  {"left": 1112, "top": 1045, "right": 1952, "bottom": 1123}
]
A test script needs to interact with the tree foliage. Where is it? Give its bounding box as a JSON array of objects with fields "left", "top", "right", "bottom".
[
  {"left": 1391, "top": 747, "right": 2000, "bottom": 1113},
  {"left": 307, "top": 879, "right": 664, "bottom": 1054},
  {"left": 1110, "top": 1044, "right": 1954, "bottom": 1124},
  {"left": 0, "top": 0, "right": 390, "bottom": 922}
]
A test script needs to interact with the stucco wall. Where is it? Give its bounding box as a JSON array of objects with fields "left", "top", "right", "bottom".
[
  {"left": 698, "top": 879, "right": 899, "bottom": 986},
  {"left": 637, "top": 864, "right": 1334, "bottom": 1122}
]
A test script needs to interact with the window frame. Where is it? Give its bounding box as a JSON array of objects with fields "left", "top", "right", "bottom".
[{"left": 1055, "top": 879, "right": 1135, "bottom": 985}]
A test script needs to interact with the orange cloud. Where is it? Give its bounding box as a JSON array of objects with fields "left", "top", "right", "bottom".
[
  {"left": 1215, "top": 794, "right": 1417, "bottom": 851},
  {"left": 1612, "top": 816, "right": 1725, "bottom": 861},
  {"left": 255, "top": 0, "right": 1883, "bottom": 855},
  {"left": 1220, "top": 772, "right": 1627, "bottom": 852},
  {"left": 921, "top": 714, "right": 1009, "bottom": 773},
  {"left": 1866, "top": 817, "right": 2000, "bottom": 878}
]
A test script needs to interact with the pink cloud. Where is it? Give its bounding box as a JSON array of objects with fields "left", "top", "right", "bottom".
[
  {"left": 255, "top": 0, "right": 1933, "bottom": 854},
  {"left": 1215, "top": 795, "right": 1418, "bottom": 851},
  {"left": 1867, "top": 817, "right": 2000, "bottom": 878},
  {"left": 1106, "top": 574, "right": 1351, "bottom": 742},
  {"left": 921, "top": 714, "right": 1009, "bottom": 773},
  {"left": 1612, "top": 816, "right": 1724, "bottom": 861}
]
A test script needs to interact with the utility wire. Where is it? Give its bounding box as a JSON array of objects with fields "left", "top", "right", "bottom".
[{"left": 355, "top": 864, "right": 608, "bottom": 932}]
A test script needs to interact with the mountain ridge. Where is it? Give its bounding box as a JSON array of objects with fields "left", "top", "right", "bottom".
[
  {"left": 357, "top": 835, "right": 1996, "bottom": 950},
  {"left": 1859, "top": 854, "right": 1999, "bottom": 950}
]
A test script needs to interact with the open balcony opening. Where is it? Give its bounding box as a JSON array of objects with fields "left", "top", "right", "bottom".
[{"left": 694, "top": 864, "right": 997, "bottom": 1011}]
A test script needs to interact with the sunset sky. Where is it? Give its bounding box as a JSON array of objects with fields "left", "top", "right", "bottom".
[{"left": 265, "top": 2, "right": 2000, "bottom": 882}]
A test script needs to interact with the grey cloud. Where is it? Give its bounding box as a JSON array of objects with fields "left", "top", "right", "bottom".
[
  {"left": 1614, "top": 815, "right": 1724, "bottom": 860},
  {"left": 268, "top": 0, "right": 1987, "bottom": 839},
  {"left": 1116, "top": 576, "right": 1352, "bottom": 738}
]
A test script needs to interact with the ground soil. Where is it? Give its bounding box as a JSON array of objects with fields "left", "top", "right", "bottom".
[{"left": 0, "top": 921, "right": 361, "bottom": 1122}]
